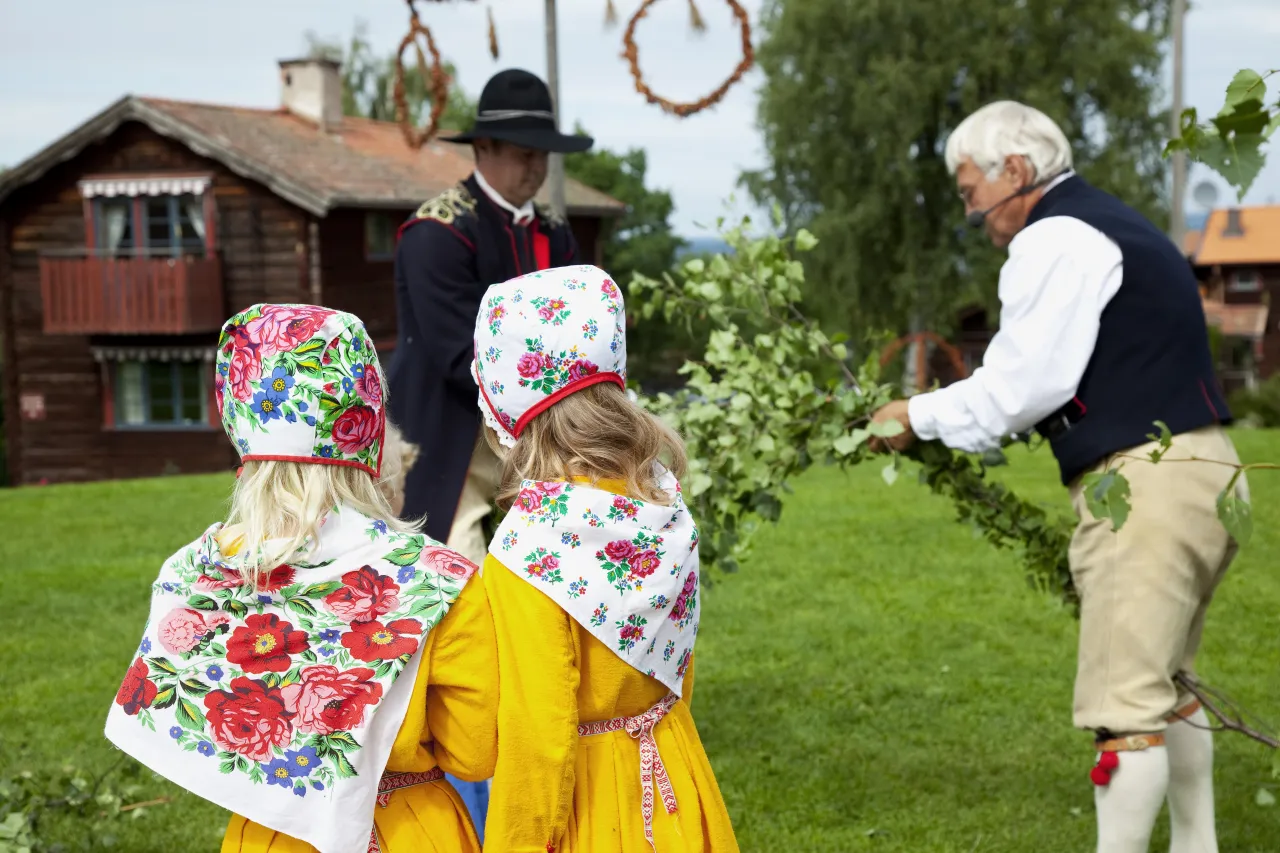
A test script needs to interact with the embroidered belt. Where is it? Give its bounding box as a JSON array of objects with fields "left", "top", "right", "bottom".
[
  {"left": 578, "top": 693, "right": 680, "bottom": 850},
  {"left": 367, "top": 767, "right": 446, "bottom": 853}
]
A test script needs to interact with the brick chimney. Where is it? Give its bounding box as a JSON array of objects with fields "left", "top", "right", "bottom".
[
  {"left": 1223, "top": 207, "right": 1245, "bottom": 237},
  {"left": 278, "top": 58, "right": 343, "bottom": 132}
]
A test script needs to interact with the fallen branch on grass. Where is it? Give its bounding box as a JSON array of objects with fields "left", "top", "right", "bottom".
[{"left": 119, "top": 795, "right": 173, "bottom": 813}]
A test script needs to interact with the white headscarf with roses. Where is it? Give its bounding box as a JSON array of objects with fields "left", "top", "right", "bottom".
[{"left": 471, "top": 265, "right": 627, "bottom": 449}]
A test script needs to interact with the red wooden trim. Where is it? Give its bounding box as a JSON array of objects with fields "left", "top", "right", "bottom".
[
  {"left": 39, "top": 255, "right": 224, "bottom": 334},
  {"left": 132, "top": 198, "right": 145, "bottom": 254},
  {"left": 203, "top": 192, "right": 218, "bottom": 251},
  {"left": 83, "top": 197, "right": 95, "bottom": 249},
  {"left": 513, "top": 372, "right": 626, "bottom": 436},
  {"left": 101, "top": 361, "right": 115, "bottom": 429},
  {"left": 206, "top": 365, "right": 219, "bottom": 427}
]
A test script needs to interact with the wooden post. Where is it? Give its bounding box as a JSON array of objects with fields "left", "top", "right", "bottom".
[
  {"left": 1170, "top": 0, "right": 1187, "bottom": 248},
  {"left": 545, "top": 0, "right": 567, "bottom": 220}
]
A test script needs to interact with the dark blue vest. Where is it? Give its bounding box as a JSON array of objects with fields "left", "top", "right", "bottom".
[{"left": 1026, "top": 177, "right": 1229, "bottom": 485}]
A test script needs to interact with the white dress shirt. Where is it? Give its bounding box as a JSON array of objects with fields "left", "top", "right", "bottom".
[
  {"left": 474, "top": 169, "right": 535, "bottom": 226},
  {"left": 907, "top": 181, "right": 1124, "bottom": 453}
]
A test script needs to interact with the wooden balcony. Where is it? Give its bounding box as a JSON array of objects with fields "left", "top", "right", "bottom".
[{"left": 40, "top": 251, "right": 225, "bottom": 335}]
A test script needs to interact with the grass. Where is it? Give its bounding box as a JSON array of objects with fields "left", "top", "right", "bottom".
[{"left": 2, "top": 433, "right": 1279, "bottom": 851}]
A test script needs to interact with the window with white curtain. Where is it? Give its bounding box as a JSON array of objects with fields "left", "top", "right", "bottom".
[{"left": 93, "top": 193, "right": 207, "bottom": 257}]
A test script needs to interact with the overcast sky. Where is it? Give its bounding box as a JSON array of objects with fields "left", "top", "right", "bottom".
[{"left": 1, "top": 0, "right": 1277, "bottom": 234}]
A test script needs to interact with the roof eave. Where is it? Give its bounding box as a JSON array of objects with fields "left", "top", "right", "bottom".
[
  {"left": 131, "top": 100, "right": 329, "bottom": 216},
  {"left": 0, "top": 95, "right": 134, "bottom": 207},
  {"left": 576, "top": 204, "right": 627, "bottom": 219},
  {"left": 0, "top": 96, "right": 626, "bottom": 221},
  {"left": 0, "top": 96, "right": 331, "bottom": 217}
]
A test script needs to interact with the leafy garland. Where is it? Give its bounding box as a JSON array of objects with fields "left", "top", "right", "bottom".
[{"left": 631, "top": 216, "right": 1080, "bottom": 611}]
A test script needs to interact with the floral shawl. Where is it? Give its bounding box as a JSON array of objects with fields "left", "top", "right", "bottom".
[
  {"left": 105, "top": 506, "right": 476, "bottom": 853},
  {"left": 489, "top": 468, "right": 700, "bottom": 694}
]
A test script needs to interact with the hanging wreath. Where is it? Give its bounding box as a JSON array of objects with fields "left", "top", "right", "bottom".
[
  {"left": 622, "top": 0, "right": 754, "bottom": 117},
  {"left": 394, "top": 1, "right": 453, "bottom": 148}
]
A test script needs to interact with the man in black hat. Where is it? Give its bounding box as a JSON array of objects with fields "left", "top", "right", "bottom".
[
  {"left": 386, "top": 67, "right": 593, "bottom": 840},
  {"left": 389, "top": 68, "right": 593, "bottom": 561}
]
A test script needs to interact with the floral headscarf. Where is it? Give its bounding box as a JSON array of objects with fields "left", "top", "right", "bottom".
[
  {"left": 106, "top": 505, "right": 478, "bottom": 853},
  {"left": 216, "top": 304, "right": 386, "bottom": 476},
  {"left": 471, "top": 265, "right": 627, "bottom": 448}
]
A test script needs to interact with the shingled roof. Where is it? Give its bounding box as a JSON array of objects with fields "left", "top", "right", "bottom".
[
  {"left": 1194, "top": 206, "right": 1280, "bottom": 266},
  {"left": 0, "top": 95, "right": 625, "bottom": 219}
]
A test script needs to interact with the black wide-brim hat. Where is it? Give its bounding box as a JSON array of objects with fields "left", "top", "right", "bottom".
[{"left": 441, "top": 68, "right": 594, "bottom": 154}]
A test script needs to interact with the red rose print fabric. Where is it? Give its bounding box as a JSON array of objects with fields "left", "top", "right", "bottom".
[
  {"left": 216, "top": 303, "right": 387, "bottom": 477},
  {"left": 489, "top": 466, "right": 700, "bottom": 696},
  {"left": 104, "top": 506, "right": 477, "bottom": 853}
]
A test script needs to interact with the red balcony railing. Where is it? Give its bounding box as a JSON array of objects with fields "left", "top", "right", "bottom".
[{"left": 40, "top": 250, "right": 225, "bottom": 335}]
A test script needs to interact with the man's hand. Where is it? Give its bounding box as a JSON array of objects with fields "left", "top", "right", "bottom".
[{"left": 869, "top": 399, "right": 916, "bottom": 453}]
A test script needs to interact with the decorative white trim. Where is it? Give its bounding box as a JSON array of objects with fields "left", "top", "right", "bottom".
[
  {"left": 472, "top": 359, "right": 517, "bottom": 449},
  {"left": 79, "top": 175, "right": 212, "bottom": 199},
  {"left": 91, "top": 346, "right": 217, "bottom": 364}
]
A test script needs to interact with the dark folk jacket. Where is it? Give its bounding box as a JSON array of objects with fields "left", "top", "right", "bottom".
[{"left": 388, "top": 174, "right": 580, "bottom": 540}]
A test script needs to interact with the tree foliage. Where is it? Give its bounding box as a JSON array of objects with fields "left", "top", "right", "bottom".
[
  {"left": 304, "top": 20, "right": 476, "bottom": 131},
  {"left": 742, "top": 0, "right": 1172, "bottom": 339},
  {"left": 564, "top": 130, "right": 693, "bottom": 388},
  {"left": 565, "top": 132, "right": 685, "bottom": 288}
]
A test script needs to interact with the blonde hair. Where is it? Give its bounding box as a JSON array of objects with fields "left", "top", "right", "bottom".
[
  {"left": 489, "top": 383, "right": 688, "bottom": 511},
  {"left": 226, "top": 421, "right": 422, "bottom": 589},
  {"left": 380, "top": 420, "right": 421, "bottom": 517}
]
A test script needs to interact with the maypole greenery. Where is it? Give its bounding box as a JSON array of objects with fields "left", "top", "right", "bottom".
[{"left": 631, "top": 214, "right": 1079, "bottom": 610}]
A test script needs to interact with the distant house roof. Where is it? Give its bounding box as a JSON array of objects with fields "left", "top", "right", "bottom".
[
  {"left": 1202, "top": 295, "right": 1269, "bottom": 340},
  {"left": 1194, "top": 206, "right": 1280, "bottom": 266},
  {"left": 1182, "top": 228, "right": 1204, "bottom": 259},
  {"left": 0, "top": 95, "right": 625, "bottom": 219}
]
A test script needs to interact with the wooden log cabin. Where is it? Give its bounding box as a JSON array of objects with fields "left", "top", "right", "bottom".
[{"left": 0, "top": 58, "right": 624, "bottom": 486}]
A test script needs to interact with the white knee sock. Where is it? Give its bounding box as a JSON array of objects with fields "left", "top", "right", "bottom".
[
  {"left": 1095, "top": 746, "right": 1169, "bottom": 853},
  {"left": 1165, "top": 709, "right": 1218, "bottom": 853}
]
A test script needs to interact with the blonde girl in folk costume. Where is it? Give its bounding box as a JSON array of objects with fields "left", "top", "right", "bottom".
[
  {"left": 104, "top": 304, "right": 498, "bottom": 853},
  {"left": 473, "top": 266, "right": 739, "bottom": 852}
]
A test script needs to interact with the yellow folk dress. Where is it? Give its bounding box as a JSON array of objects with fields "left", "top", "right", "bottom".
[
  {"left": 483, "top": 479, "right": 739, "bottom": 853},
  {"left": 221, "top": 577, "right": 498, "bottom": 853}
]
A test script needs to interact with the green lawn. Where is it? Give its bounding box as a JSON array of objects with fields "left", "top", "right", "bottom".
[{"left": 2, "top": 433, "right": 1278, "bottom": 852}]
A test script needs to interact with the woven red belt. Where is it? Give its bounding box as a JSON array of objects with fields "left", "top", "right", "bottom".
[
  {"left": 578, "top": 693, "right": 679, "bottom": 850},
  {"left": 367, "top": 767, "right": 445, "bottom": 853}
]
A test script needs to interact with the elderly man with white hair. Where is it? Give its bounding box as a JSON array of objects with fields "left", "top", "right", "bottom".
[{"left": 871, "top": 101, "right": 1247, "bottom": 853}]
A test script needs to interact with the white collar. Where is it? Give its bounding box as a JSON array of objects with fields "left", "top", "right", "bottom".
[
  {"left": 475, "top": 170, "right": 536, "bottom": 226},
  {"left": 1042, "top": 169, "right": 1075, "bottom": 194}
]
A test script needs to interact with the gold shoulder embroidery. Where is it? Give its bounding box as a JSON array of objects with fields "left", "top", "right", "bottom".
[
  {"left": 534, "top": 201, "right": 567, "bottom": 228},
  {"left": 413, "top": 186, "right": 477, "bottom": 227}
]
